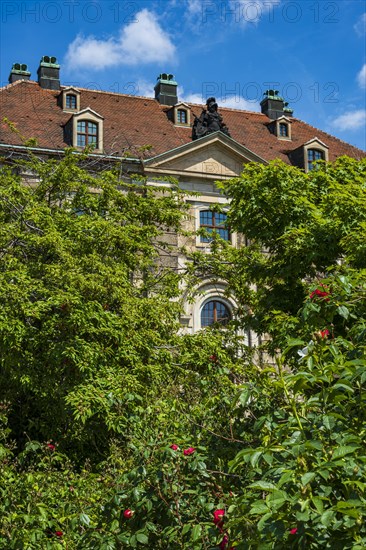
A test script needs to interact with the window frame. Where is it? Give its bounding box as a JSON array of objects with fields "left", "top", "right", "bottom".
[
  {"left": 275, "top": 116, "right": 292, "bottom": 140},
  {"left": 173, "top": 103, "right": 191, "bottom": 126},
  {"left": 307, "top": 148, "right": 324, "bottom": 171},
  {"left": 62, "top": 87, "right": 80, "bottom": 111},
  {"left": 303, "top": 139, "right": 329, "bottom": 172},
  {"left": 177, "top": 109, "right": 188, "bottom": 124},
  {"left": 71, "top": 109, "right": 104, "bottom": 151},
  {"left": 66, "top": 94, "right": 77, "bottom": 110},
  {"left": 279, "top": 122, "right": 289, "bottom": 137},
  {"left": 199, "top": 209, "right": 230, "bottom": 243},
  {"left": 200, "top": 299, "right": 232, "bottom": 327},
  {"left": 76, "top": 120, "right": 98, "bottom": 148}
]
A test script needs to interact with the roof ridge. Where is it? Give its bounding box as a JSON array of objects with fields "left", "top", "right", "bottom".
[
  {"left": 291, "top": 118, "right": 366, "bottom": 154},
  {"left": 0, "top": 79, "right": 39, "bottom": 92},
  {"left": 61, "top": 85, "right": 156, "bottom": 101}
]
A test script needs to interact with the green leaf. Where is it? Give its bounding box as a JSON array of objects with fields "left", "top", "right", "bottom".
[
  {"left": 301, "top": 472, "right": 315, "bottom": 486},
  {"left": 332, "top": 445, "right": 359, "bottom": 460},
  {"left": 191, "top": 524, "right": 202, "bottom": 541},
  {"left": 79, "top": 513, "right": 91, "bottom": 526},
  {"left": 312, "top": 497, "right": 324, "bottom": 514},
  {"left": 337, "top": 305, "right": 350, "bottom": 319},
  {"left": 322, "top": 415, "right": 335, "bottom": 430},
  {"left": 250, "top": 451, "right": 262, "bottom": 468},
  {"left": 320, "top": 510, "right": 334, "bottom": 526},
  {"left": 136, "top": 533, "right": 149, "bottom": 544},
  {"left": 249, "top": 481, "right": 276, "bottom": 491}
]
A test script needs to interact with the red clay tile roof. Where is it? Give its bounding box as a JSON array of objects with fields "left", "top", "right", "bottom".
[{"left": 1, "top": 79, "right": 365, "bottom": 163}]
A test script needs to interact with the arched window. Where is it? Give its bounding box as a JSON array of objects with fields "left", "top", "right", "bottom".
[
  {"left": 307, "top": 148, "right": 324, "bottom": 171},
  {"left": 66, "top": 94, "right": 77, "bottom": 109},
  {"left": 77, "top": 120, "right": 98, "bottom": 147},
  {"left": 177, "top": 109, "right": 187, "bottom": 124},
  {"left": 201, "top": 300, "right": 231, "bottom": 327},
  {"left": 199, "top": 210, "right": 229, "bottom": 242}
]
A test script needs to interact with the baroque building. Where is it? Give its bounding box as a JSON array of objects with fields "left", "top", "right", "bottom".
[{"left": 1, "top": 57, "right": 365, "bottom": 338}]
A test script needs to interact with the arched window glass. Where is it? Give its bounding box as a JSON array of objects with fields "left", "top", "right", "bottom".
[
  {"left": 201, "top": 300, "right": 231, "bottom": 327},
  {"left": 199, "top": 210, "right": 229, "bottom": 242},
  {"left": 177, "top": 109, "right": 187, "bottom": 124},
  {"left": 77, "top": 120, "right": 98, "bottom": 147},
  {"left": 307, "top": 148, "right": 324, "bottom": 171}
]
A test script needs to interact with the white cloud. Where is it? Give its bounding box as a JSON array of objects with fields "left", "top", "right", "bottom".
[
  {"left": 357, "top": 63, "right": 366, "bottom": 89},
  {"left": 354, "top": 13, "right": 366, "bottom": 36},
  {"left": 187, "top": 0, "right": 201, "bottom": 15},
  {"left": 332, "top": 110, "right": 366, "bottom": 131},
  {"left": 65, "top": 9, "right": 176, "bottom": 71},
  {"left": 135, "top": 79, "right": 155, "bottom": 98},
  {"left": 181, "top": 92, "right": 204, "bottom": 104},
  {"left": 119, "top": 9, "right": 176, "bottom": 65},
  {"left": 220, "top": 96, "right": 257, "bottom": 110},
  {"left": 179, "top": 87, "right": 256, "bottom": 111}
]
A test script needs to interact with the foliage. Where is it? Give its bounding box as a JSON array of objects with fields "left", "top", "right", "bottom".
[
  {"left": 0, "top": 155, "right": 365, "bottom": 548},
  {"left": 207, "top": 156, "right": 366, "bottom": 350},
  {"left": 0, "top": 151, "right": 187, "bottom": 460}
]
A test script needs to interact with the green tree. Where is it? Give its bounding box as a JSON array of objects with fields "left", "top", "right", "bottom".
[
  {"left": 1, "top": 154, "right": 366, "bottom": 549},
  {"left": 192, "top": 156, "right": 366, "bottom": 352},
  {"left": 0, "top": 151, "right": 188, "bottom": 460}
]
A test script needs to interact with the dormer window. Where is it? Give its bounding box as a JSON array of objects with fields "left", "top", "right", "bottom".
[
  {"left": 279, "top": 122, "right": 288, "bottom": 137},
  {"left": 65, "top": 108, "right": 104, "bottom": 151},
  {"left": 273, "top": 116, "right": 292, "bottom": 140},
  {"left": 172, "top": 102, "right": 191, "bottom": 126},
  {"left": 66, "top": 94, "right": 77, "bottom": 110},
  {"left": 307, "top": 148, "right": 324, "bottom": 171},
  {"left": 77, "top": 120, "right": 98, "bottom": 147},
  {"left": 177, "top": 109, "right": 187, "bottom": 124},
  {"left": 61, "top": 87, "right": 81, "bottom": 111},
  {"left": 301, "top": 138, "right": 329, "bottom": 172}
]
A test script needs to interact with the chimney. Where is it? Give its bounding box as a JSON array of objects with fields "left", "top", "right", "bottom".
[
  {"left": 37, "top": 56, "right": 60, "bottom": 90},
  {"left": 154, "top": 73, "right": 178, "bottom": 106},
  {"left": 8, "top": 63, "right": 31, "bottom": 84},
  {"left": 283, "top": 101, "right": 294, "bottom": 117},
  {"left": 260, "top": 89, "right": 293, "bottom": 119}
]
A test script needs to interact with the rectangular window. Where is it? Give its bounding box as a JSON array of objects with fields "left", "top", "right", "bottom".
[
  {"left": 177, "top": 109, "right": 187, "bottom": 124},
  {"left": 307, "top": 149, "right": 324, "bottom": 171},
  {"left": 279, "top": 123, "right": 288, "bottom": 137},
  {"left": 77, "top": 120, "right": 98, "bottom": 148},
  {"left": 66, "top": 94, "right": 77, "bottom": 109},
  {"left": 199, "top": 210, "right": 229, "bottom": 242}
]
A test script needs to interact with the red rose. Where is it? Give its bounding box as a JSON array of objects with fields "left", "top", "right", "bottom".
[
  {"left": 183, "top": 447, "right": 195, "bottom": 456},
  {"left": 213, "top": 508, "right": 225, "bottom": 529},
  {"left": 310, "top": 288, "right": 329, "bottom": 301},
  {"left": 55, "top": 531, "right": 63, "bottom": 537},
  {"left": 289, "top": 527, "right": 298, "bottom": 535},
  {"left": 170, "top": 444, "right": 179, "bottom": 451},
  {"left": 47, "top": 443, "right": 55, "bottom": 451},
  {"left": 320, "top": 329, "right": 330, "bottom": 338},
  {"left": 123, "top": 509, "right": 134, "bottom": 519}
]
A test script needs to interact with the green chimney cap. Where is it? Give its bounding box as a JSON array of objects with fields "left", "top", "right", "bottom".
[
  {"left": 156, "top": 73, "right": 177, "bottom": 85},
  {"left": 262, "top": 89, "right": 284, "bottom": 101},
  {"left": 40, "top": 55, "right": 60, "bottom": 68},
  {"left": 10, "top": 62, "right": 31, "bottom": 75}
]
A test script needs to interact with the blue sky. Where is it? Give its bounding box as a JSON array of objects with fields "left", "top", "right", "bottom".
[{"left": 1, "top": 0, "right": 365, "bottom": 150}]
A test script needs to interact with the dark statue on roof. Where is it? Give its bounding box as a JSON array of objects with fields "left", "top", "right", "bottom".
[{"left": 192, "top": 97, "right": 231, "bottom": 140}]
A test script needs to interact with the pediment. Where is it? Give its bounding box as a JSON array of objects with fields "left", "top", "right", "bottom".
[{"left": 144, "top": 132, "right": 267, "bottom": 180}]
